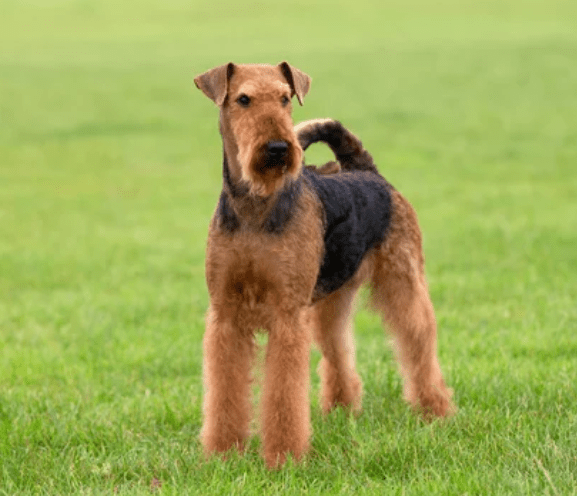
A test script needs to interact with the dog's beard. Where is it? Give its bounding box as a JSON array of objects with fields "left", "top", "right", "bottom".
[{"left": 239, "top": 143, "right": 302, "bottom": 197}]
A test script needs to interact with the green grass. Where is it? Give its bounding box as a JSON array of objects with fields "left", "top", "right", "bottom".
[{"left": 1, "top": 0, "right": 576, "bottom": 494}]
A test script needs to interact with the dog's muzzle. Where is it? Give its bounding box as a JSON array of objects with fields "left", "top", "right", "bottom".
[
  {"left": 266, "top": 141, "right": 289, "bottom": 159},
  {"left": 259, "top": 140, "right": 291, "bottom": 172}
]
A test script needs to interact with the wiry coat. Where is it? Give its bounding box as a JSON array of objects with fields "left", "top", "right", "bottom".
[{"left": 194, "top": 63, "right": 454, "bottom": 468}]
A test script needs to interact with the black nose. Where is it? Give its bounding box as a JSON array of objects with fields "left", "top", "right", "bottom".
[{"left": 266, "top": 141, "right": 289, "bottom": 157}]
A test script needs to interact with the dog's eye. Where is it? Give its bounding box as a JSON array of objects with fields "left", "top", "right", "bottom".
[
  {"left": 281, "top": 95, "right": 290, "bottom": 107},
  {"left": 237, "top": 94, "right": 251, "bottom": 107}
]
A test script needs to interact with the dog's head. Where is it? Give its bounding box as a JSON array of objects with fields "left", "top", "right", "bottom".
[{"left": 195, "top": 62, "right": 311, "bottom": 196}]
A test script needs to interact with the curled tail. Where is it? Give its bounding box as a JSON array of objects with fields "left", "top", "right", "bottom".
[{"left": 294, "top": 119, "right": 379, "bottom": 174}]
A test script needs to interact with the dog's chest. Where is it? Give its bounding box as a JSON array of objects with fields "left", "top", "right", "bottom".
[{"left": 206, "top": 193, "right": 324, "bottom": 319}]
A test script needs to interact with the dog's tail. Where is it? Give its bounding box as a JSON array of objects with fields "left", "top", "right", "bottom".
[{"left": 295, "top": 119, "right": 378, "bottom": 174}]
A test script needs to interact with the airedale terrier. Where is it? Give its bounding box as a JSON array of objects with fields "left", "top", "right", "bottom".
[{"left": 194, "top": 62, "right": 454, "bottom": 468}]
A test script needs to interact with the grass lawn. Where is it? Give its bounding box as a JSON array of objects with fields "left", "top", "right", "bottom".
[{"left": 1, "top": 0, "right": 576, "bottom": 494}]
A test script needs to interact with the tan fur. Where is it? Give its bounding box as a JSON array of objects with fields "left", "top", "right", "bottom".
[
  {"left": 368, "top": 191, "right": 454, "bottom": 418},
  {"left": 194, "top": 63, "right": 454, "bottom": 468}
]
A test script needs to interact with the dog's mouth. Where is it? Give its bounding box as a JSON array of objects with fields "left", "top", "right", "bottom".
[
  {"left": 242, "top": 140, "right": 302, "bottom": 196},
  {"left": 261, "top": 155, "right": 288, "bottom": 172},
  {"left": 254, "top": 141, "right": 297, "bottom": 174}
]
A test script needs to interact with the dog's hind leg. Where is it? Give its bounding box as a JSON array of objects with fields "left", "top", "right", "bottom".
[
  {"left": 370, "top": 191, "right": 454, "bottom": 419},
  {"left": 312, "top": 283, "right": 363, "bottom": 414}
]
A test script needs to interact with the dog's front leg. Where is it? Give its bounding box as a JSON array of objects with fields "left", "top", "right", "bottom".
[
  {"left": 201, "top": 306, "right": 254, "bottom": 456},
  {"left": 261, "top": 309, "right": 312, "bottom": 468}
]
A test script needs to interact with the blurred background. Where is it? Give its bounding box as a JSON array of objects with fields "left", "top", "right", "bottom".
[{"left": 2, "top": 0, "right": 575, "bottom": 362}]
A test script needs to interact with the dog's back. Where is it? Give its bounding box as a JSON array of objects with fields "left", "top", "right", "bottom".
[{"left": 296, "top": 119, "right": 395, "bottom": 299}]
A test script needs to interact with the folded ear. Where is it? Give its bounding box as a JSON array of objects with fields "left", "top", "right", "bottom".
[
  {"left": 194, "top": 63, "right": 235, "bottom": 106},
  {"left": 278, "top": 61, "right": 311, "bottom": 106}
]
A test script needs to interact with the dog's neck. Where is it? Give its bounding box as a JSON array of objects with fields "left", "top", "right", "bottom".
[{"left": 217, "top": 151, "right": 302, "bottom": 234}]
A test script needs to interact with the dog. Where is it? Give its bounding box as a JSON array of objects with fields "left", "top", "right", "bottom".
[{"left": 194, "top": 62, "right": 454, "bottom": 468}]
